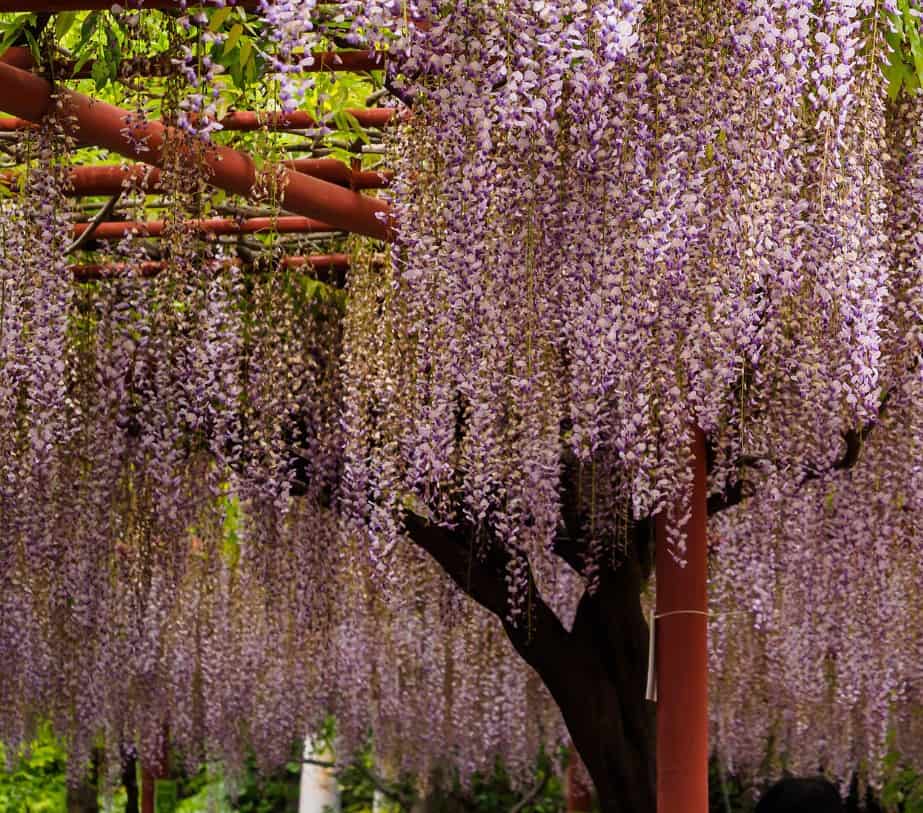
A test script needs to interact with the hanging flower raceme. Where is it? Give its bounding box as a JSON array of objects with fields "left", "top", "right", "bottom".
[
  {"left": 337, "top": 0, "right": 899, "bottom": 566},
  {"left": 329, "top": 0, "right": 923, "bottom": 781},
  {"left": 0, "top": 0, "right": 920, "bottom": 796}
]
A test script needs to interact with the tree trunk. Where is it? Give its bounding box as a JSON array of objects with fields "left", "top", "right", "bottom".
[
  {"left": 66, "top": 751, "right": 100, "bottom": 813},
  {"left": 405, "top": 512, "right": 657, "bottom": 813},
  {"left": 520, "top": 551, "right": 656, "bottom": 813},
  {"left": 566, "top": 747, "right": 593, "bottom": 812}
]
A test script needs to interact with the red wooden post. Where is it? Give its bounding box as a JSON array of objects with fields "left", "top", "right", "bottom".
[
  {"left": 654, "top": 427, "right": 709, "bottom": 813},
  {"left": 141, "top": 731, "right": 171, "bottom": 813},
  {"left": 140, "top": 764, "right": 155, "bottom": 813}
]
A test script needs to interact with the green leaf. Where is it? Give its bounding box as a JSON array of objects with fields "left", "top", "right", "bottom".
[
  {"left": 78, "top": 11, "right": 100, "bottom": 48},
  {"left": 54, "top": 11, "right": 78, "bottom": 40},
  {"left": 225, "top": 23, "right": 243, "bottom": 54},
  {"left": 91, "top": 53, "right": 110, "bottom": 90},
  {"left": 883, "top": 38, "right": 912, "bottom": 100},
  {"left": 245, "top": 46, "right": 257, "bottom": 83},
  {"left": 209, "top": 6, "right": 233, "bottom": 32},
  {"left": 22, "top": 28, "right": 40, "bottom": 62},
  {"left": 239, "top": 37, "right": 252, "bottom": 68},
  {"left": 0, "top": 16, "right": 33, "bottom": 61}
]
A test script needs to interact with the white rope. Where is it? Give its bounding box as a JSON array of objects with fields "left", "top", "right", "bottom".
[{"left": 645, "top": 609, "right": 709, "bottom": 703}]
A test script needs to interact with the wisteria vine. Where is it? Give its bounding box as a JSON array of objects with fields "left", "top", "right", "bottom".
[{"left": 0, "top": 0, "right": 921, "bottom": 798}]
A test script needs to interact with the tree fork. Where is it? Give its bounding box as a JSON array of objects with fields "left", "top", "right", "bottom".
[{"left": 404, "top": 513, "right": 656, "bottom": 813}]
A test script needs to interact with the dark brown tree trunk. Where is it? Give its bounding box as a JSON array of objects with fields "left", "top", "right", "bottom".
[
  {"left": 66, "top": 751, "right": 100, "bottom": 813},
  {"left": 122, "top": 751, "right": 140, "bottom": 813},
  {"left": 566, "top": 747, "right": 593, "bottom": 812},
  {"left": 405, "top": 514, "right": 656, "bottom": 813},
  {"left": 516, "top": 551, "right": 656, "bottom": 813}
]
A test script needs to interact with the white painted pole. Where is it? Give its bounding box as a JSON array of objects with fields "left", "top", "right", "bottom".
[{"left": 298, "top": 736, "right": 340, "bottom": 813}]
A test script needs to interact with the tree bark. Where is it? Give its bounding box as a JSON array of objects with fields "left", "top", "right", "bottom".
[
  {"left": 122, "top": 751, "right": 140, "bottom": 813},
  {"left": 66, "top": 751, "right": 100, "bottom": 813},
  {"left": 404, "top": 514, "right": 656, "bottom": 813}
]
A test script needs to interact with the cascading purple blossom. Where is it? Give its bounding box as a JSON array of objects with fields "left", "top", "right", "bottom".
[
  {"left": 336, "top": 0, "right": 923, "bottom": 785},
  {"left": 0, "top": 0, "right": 921, "bottom": 798}
]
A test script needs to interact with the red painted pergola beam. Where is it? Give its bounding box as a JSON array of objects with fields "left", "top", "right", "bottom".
[
  {"left": 72, "top": 216, "right": 335, "bottom": 240},
  {"left": 215, "top": 108, "right": 396, "bottom": 130},
  {"left": 0, "top": 0, "right": 260, "bottom": 10},
  {"left": 0, "top": 162, "right": 391, "bottom": 196},
  {"left": 0, "top": 1, "right": 428, "bottom": 26},
  {"left": 0, "top": 107, "right": 396, "bottom": 132},
  {"left": 71, "top": 253, "right": 351, "bottom": 282},
  {"left": 0, "top": 60, "right": 393, "bottom": 241},
  {"left": 1, "top": 46, "right": 386, "bottom": 76}
]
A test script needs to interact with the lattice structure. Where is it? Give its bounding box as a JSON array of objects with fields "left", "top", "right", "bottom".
[{"left": 0, "top": 1, "right": 398, "bottom": 284}]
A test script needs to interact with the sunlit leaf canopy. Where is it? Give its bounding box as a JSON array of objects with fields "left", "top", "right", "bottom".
[
  {"left": 0, "top": 0, "right": 922, "bottom": 805},
  {"left": 0, "top": 4, "right": 394, "bottom": 261}
]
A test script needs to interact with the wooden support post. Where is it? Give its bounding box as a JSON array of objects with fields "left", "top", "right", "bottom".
[
  {"left": 140, "top": 764, "right": 155, "bottom": 813},
  {"left": 140, "top": 732, "right": 171, "bottom": 813},
  {"left": 654, "top": 427, "right": 709, "bottom": 813}
]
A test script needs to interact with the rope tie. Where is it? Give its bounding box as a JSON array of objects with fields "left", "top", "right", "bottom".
[{"left": 645, "top": 608, "right": 709, "bottom": 702}]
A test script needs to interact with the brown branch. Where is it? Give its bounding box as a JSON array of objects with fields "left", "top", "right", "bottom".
[
  {"left": 708, "top": 479, "right": 747, "bottom": 516},
  {"left": 65, "top": 192, "right": 121, "bottom": 255},
  {"left": 797, "top": 405, "right": 888, "bottom": 488},
  {"left": 402, "top": 512, "right": 572, "bottom": 667},
  {"left": 509, "top": 770, "right": 550, "bottom": 813},
  {"left": 710, "top": 382, "right": 902, "bottom": 516}
]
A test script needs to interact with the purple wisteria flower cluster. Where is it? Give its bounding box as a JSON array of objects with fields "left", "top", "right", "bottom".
[
  {"left": 0, "top": 113, "right": 565, "bottom": 789},
  {"left": 333, "top": 0, "right": 923, "bottom": 780},
  {"left": 0, "top": 0, "right": 921, "bottom": 794},
  {"left": 710, "top": 89, "right": 923, "bottom": 786}
]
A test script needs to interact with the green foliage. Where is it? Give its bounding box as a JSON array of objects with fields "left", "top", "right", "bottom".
[
  {"left": 883, "top": 0, "right": 923, "bottom": 100},
  {"left": 231, "top": 762, "right": 301, "bottom": 813},
  {"left": 881, "top": 749, "right": 923, "bottom": 813},
  {"left": 460, "top": 753, "right": 564, "bottom": 813},
  {"left": 0, "top": 728, "right": 68, "bottom": 813},
  {"left": 336, "top": 742, "right": 414, "bottom": 813},
  {"left": 708, "top": 758, "right": 756, "bottom": 813}
]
